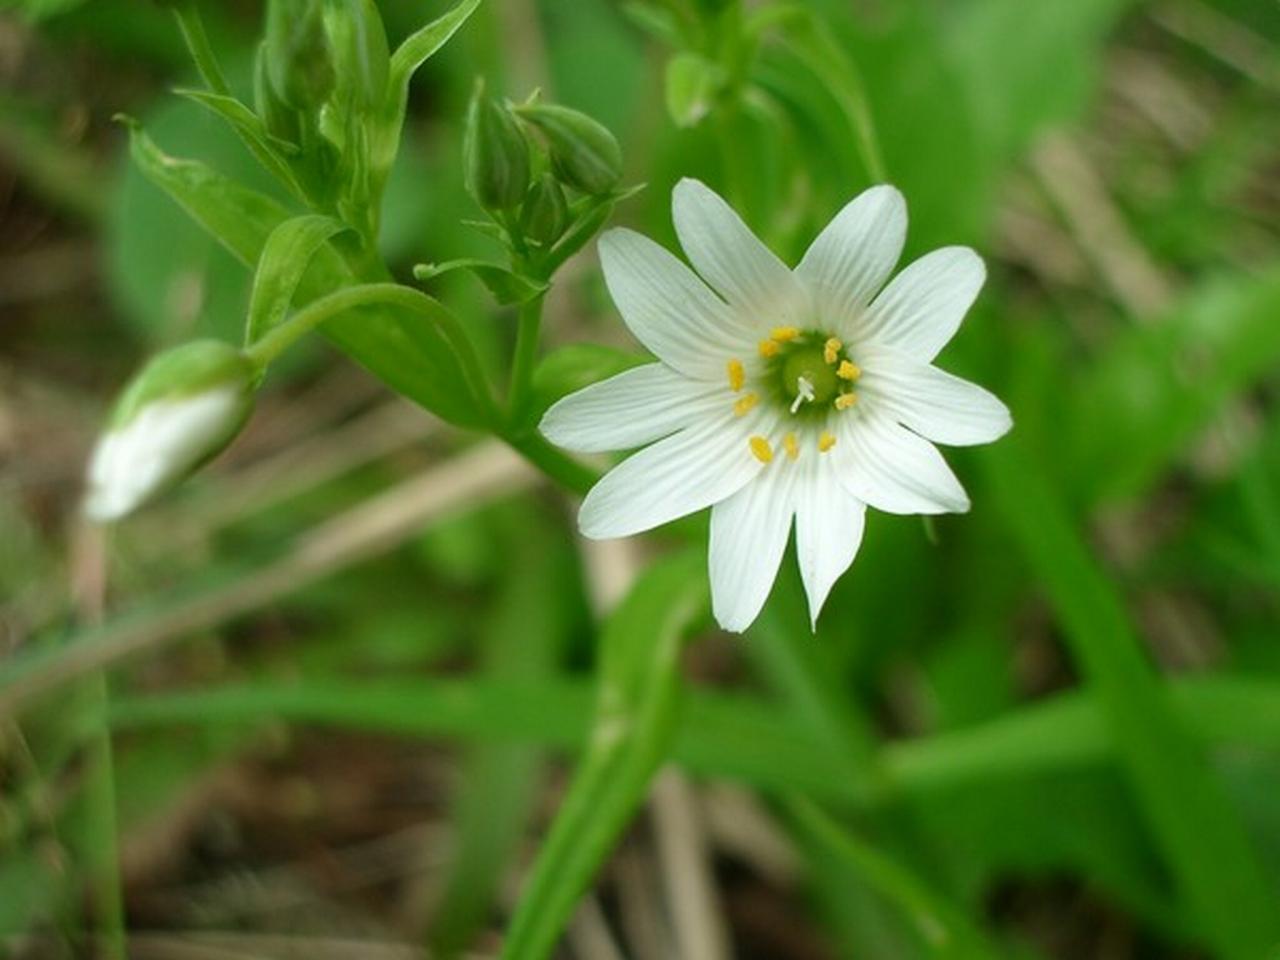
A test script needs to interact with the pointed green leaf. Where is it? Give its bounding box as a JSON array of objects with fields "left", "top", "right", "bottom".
[
  {"left": 412, "top": 258, "right": 547, "bottom": 306},
  {"left": 246, "top": 214, "right": 348, "bottom": 348}
]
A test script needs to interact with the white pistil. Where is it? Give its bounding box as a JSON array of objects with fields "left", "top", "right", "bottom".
[{"left": 789, "top": 375, "right": 816, "bottom": 414}]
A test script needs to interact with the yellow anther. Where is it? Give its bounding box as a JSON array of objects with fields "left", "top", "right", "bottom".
[
  {"left": 783, "top": 432, "right": 799, "bottom": 461},
  {"left": 771, "top": 325, "right": 800, "bottom": 342},
  {"left": 758, "top": 339, "right": 779, "bottom": 359},
  {"left": 823, "top": 337, "right": 842, "bottom": 365},
  {"left": 749, "top": 435, "right": 773, "bottom": 463},
  {"left": 733, "top": 392, "right": 759, "bottom": 417},
  {"left": 818, "top": 431, "right": 837, "bottom": 453},
  {"left": 834, "top": 392, "right": 858, "bottom": 410},
  {"left": 836, "top": 360, "right": 861, "bottom": 381},
  {"left": 727, "top": 358, "right": 745, "bottom": 392}
]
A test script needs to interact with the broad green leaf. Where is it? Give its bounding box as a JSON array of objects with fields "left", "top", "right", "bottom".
[
  {"left": 986, "top": 440, "right": 1280, "bottom": 959},
  {"left": 500, "top": 550, "right": 708, "bottom": 960},
  {"left": 245, "top": 214, "right": 349, "bottom": 348}
]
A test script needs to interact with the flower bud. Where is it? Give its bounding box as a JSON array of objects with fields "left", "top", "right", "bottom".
[
  {"left": 326, "top": 0, "right": 391, "bottom": 112},
  {"left": 463, "top": 80, "right": 531, "bottom": 212},
  {"left": 519, "top": 173, "right": 569, "bottom": 246},
  {"left": 514, "top": 103, "right": 622, "bottom": 196},
  {"left": 84, "top": 341, "right": 256, "bottom": 522},
  {"left": 264, "top": 0, "right": 335, "bottom": 110}
]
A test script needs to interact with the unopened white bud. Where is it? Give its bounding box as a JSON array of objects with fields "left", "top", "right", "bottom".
[{"left": 84, "top": 341, "right": 255, "bottom": 522}]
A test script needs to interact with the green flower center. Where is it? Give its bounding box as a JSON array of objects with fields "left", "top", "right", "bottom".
[
  {"left": 782, "top": 348, "right": 839, "bottom": 406},
  {"left": 759, "top": 328, "right": 860, "bottom": 420}
]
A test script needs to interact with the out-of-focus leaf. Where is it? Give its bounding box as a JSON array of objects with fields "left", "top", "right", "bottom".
[
  {"left": 664, "top": 52, "right": 722, "bottom": 128},
  {"left": 500, "top": 550, "right": 708, "bottom": 960},
  {"left": 987, "top": 440, "right": 1280, "bottom": 959},
  {"left": 1072, "top": 266, "right": 1280, "bottom": 502}
]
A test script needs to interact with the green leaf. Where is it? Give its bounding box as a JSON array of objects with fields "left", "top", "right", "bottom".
[
  {"left": 245, "top": 214, "right": 349, "bottom": 349},
  {"left": 986, "top": 440, "right": 1280, "bottom": 959},
  {"left": 785, "top": 798, "right": 1004, "bottom": 959},
  {"left": 412, "top": 258, "right": 548, "bottom": 306},
  {"left": 175, "top": 88, "right": 307, "bottom": 201},
  {"left": 500, "top": 550, "right": 708, "bottom": 960},
  {"left": 371, "top": 0, "right": 482, "bottom": 182},
  {"left": 122, "top": 122, "right": 494, "bottom": 428},
  {"left": 1072, "top": 266, "right": 1280, "bottom": 503},
  {"left": 664, "top": 51, "right": 723, "bottom": 128}
]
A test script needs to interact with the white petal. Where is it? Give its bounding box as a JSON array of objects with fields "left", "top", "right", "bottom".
[
  {"left": 672, "top": 178, "right": 805, "bottom": 326},
  {"left": 84, "top": 388, "right": 243, "bottom": 521},
  {"left": 795, "top": 185, "right": 906, "bottom": 337},
  {"left": 578, "top": 411, "right": 768, "bottom": 539},
  {"left": 540, "top": 363, "right": 726, "bottom": 453},
  {"left": 858, "top": 346, "right": 1012, "bottom": 446},
  {"left": 833, "top": 413, "right": 970, "bottom": 515},
  {"left": 862, "top": 247, "right": 985, "bottom": 361},
  {"left": 599, "top": 228, "right": 753, "bottom": 381},
  {"left": 709, "top": 462, "right": 796, "bottom": 633},
  {"left": 794, "top": 457, "right": 866, "bottom": 629}
]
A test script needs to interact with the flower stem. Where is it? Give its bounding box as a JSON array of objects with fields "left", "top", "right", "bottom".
[
  {"left": 506, "top": 291, "right": 546, "bottom": 426},
  {"left": 504, "top": 429, "right": 598, "bottom": 496}
]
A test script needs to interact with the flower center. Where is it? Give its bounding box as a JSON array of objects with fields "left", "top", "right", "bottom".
[
  {"left": 757, "top": 328, "right": 860, "bottom": 421},
  {"left": 781, "top": 348, "right": 839, "bottom": 407}
]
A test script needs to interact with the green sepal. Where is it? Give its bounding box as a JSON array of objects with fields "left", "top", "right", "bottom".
[
  {"left": 108, "top": 340, "right": 255, "bottom": 431},
  {"left": 264, "top": 0, "right": 334, "bottom": 110},
  {"left": 413, "top": 259, "right": 547, "bottom": 307},
  {"left": 326, "top": 0, "right": 390, "bottom": 113},
  {"left": 513, "top": 102, "right": 623, "bottom": 196},
  {"left": 464, "top": 79, "right": 531, "bottom": 212},
  {"left": 519, "top": 173, "right": 569, "bottom": 247}
]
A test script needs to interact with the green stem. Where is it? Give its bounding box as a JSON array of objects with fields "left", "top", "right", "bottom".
[
  {"left": 507, "top": 292, "right": 546, "bottom": 426},
  {"left": 505, "top": 430, "right": 598, "bottom": 497},
  {"left": 83, "top": 672, "right": 126, "bottom": 960}
]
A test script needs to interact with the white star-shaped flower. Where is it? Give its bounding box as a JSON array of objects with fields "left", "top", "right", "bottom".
[{"left": 541, "top": 179, "right": 1011, "bottom": 632}]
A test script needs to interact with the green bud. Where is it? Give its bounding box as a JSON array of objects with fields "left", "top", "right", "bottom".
[
  {"left": 85, "top": 341, "right": 256, "bottom": 521},
  {"left": 514, "top": 103, "right": 623, "bottom": 196},
  {"left": 254, "top": 43, "right": 303, "bottom": 144},
  {"left": 519, "top": 173, "right": 569, "bottom": 246},
  {"left": 264, "top": 0, "right": 335, "bottom": 110},
  {"left": 326, "top": 0, "right": 391, "bottom": 111},
  {"left": 464, "top": 80, "right": 531, "bottom": 211}
]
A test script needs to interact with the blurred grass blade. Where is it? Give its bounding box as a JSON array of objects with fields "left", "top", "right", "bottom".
[
  {"left": 245, "top": 214, "right": 348, "bottom": 348},
  {"left": 500, "top": 550, "right": 708, "bottom": 960},
  {"left": 785, "top": 798, "right": 1003, "bottom": 959},
  {"left": 987, "top": 440, "right": 1280, "bottom": 959}
]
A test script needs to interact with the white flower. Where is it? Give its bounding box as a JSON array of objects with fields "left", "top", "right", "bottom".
[
  {"left": 541, "top": 179, "right": 1011, "bottom": 632},
  {"left": 84, "top": 341, "right": 255, "bottom": 522}
]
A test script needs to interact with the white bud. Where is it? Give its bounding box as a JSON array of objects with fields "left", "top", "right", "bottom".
[{"left": 84, "top": 341, "right": 255, "bottom": 522}]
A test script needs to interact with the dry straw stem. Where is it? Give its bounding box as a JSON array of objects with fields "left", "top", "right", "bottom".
[{"left": 0, "top": 442, "right": 534, "bottom": 720}]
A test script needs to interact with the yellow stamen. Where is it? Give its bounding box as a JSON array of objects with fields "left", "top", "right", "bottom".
[
  {"left": 727, "top": 358, "right": 745, "bottom": 392},
  {"left": 783, "top": 432, "right": 799, "bottom": 461},
  {"left": 758, "top": 339, "right": 779, "bottom": 359},
  {"left": 836, "top": 360, "right": 861, "bottom": 381},
  {"left": 823, "top": 337, "right": 842, "bottom": 365},
  {"left": 771, "top": 325, "right": 800, "bottom": 342},
  {"left": 733, "top": 392, "right": 759, "bottom": 417},
  {"left": 834, "top": 392, "right": 858, "bottom": 410},
  {"left": 818, "top": 431, "right": 836, "bottom": 453},
  {"left": 749, "top": 435, "right": 773, "bottom": 463}
]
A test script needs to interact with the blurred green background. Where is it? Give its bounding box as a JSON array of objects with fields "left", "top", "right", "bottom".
[{"left": 1, "top": 0, "right": 1279, "bottom": 957}]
